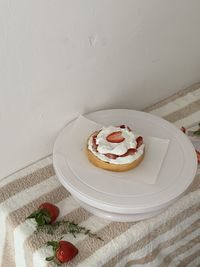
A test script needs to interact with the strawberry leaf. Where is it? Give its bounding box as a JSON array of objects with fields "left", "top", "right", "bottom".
[
  {"left": 45, "top": 256, "right": 54, "bottom": 261},
  {"left": 193, "top": 129, "right": 200, "bottom": 136},
  {"left": 46, "top": 241, "right": 59, "bottom": 252},
  {"left": 35, "top": 210, "right": 51, "bottom": 226},
  {"left": 26, "top": 209, "right": 51, "bottom": 226},
  {"left": 36, "top": 213, "right": 45, "bottom": 226},
  {"left": 26, "top": 210, "right": 40, "bottom": 219}
]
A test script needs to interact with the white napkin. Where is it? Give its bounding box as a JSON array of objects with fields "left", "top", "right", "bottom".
[{"left": 65, "top": 115, "right": 169, "bottom": 185}]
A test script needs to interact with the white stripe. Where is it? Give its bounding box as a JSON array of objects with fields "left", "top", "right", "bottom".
[
  {"left": 0, "top": 156, "right": 52, "bottom": 186},
  {"left": 33, "top": 215, "right": 110, "bottom": 267},
  {"left": 0, "top": 174, "right": 58, "bottom": 267},
  {"left": 14, "top": 196, "right": 79, "bottom": 267},
  {"left": 115, "top": 211, "right": 200, "bottom": 267},
  {"left": 149, "top": 88, "right": 200, "bottom": 117},
  {"left": 14, "top": 220, "right": 37, "bottom": 267},
  {"left": 174, "top": 110, "right": 200, "bottom": 128},
  {"left": 76, "top": 189, "right": 200, "bottom": 267},
  {"left": 56, "top": 196, "right": 80, "bottom": 219},
  {"left": 168, "top": 241, "right": 200, "bottom": 267}
]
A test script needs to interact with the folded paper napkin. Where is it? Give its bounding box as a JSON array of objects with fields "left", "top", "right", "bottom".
[{"left": 65, "top": 115, "right": 170, "bottom": 185}]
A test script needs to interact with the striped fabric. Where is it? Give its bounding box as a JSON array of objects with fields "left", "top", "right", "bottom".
[{"left": 0, "top": 83, "right": 200, "bottom": 267}]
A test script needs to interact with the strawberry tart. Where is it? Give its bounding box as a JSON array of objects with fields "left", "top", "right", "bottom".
[{"left": 86, "top": 125, "right": 145, "bottom": 172}]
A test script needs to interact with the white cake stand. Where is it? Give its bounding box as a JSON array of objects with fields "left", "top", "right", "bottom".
[{"left": 53, "top": 109, "right": 197, "bottom": 222}]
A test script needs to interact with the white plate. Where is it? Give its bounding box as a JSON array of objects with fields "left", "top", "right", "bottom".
[{"left": 53, "top": 109, "right": 197, "bottom": 216}]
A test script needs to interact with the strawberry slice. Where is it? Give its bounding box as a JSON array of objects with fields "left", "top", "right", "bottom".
[
  {"left": 105, "top": 148, "right": 137, "bottom": 159},
  {"left": 104, "top": 153, "right": 118, "bottom": 159},
  {"left": 106, "top": 131, "right": 125, "bottom": 143},
  {"left": 136, "top": 136, "right": 143, "bottom": 148},
  {"left": 92, "top": 132, "right": 98, "bottom": 151},
  {"left": 121, "top": 148, "right": 137, "bottom": 157}
]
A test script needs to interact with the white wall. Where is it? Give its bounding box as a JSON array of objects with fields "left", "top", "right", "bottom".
[{"left": 0, "top": 0, "right": 200, "bottom": 178}]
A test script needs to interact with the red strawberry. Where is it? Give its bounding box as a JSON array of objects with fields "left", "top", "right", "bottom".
[
  {"left": 136, "top": 136, "right": 143, "bottom": 148},
  {"left": 106, "top": 131, "right": 125, "bottom": 143},
  {"left": 104, "top": 153, "right": 118, "bottom": 159},
  {"left": 121, "top": 148, "right": 137, "bottom": 157},
  {"left": 46, "top": 240, "right": 78, "bottom": 264},
  {"left": 26, "top": 202, "right": 59, "bottom": 226}
]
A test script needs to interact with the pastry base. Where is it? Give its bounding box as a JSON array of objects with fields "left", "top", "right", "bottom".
[{"left": 86, "top": 147, "right": 144, "bottom": 172}]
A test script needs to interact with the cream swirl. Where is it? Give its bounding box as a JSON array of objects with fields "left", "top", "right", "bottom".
[{"left": 88, "top": 125, "right": 145, "bottom": 164}]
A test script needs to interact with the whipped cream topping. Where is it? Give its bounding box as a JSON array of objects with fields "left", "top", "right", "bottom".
[{"left": 88, "top": 126, "right": 145, "bottom": 164}]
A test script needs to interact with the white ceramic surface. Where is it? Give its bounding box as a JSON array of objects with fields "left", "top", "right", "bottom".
[
  {"left": 72, "top": 195, "right": 172, "bottom": 222},
  {"left": 53, "top": 109, "right": 197, "bottom": 220}
]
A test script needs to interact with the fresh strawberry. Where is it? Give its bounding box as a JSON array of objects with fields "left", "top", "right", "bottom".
[
  {"left": 136, "top": 136, "right": 143, "bottom": 148},
  {"left": 106, "top": 131, "right": 125, "bottom": 143},
  {"left": 104, "top": 153, "right": 118, "bottom": 159},
  {"left": 46, "top": 240, "right": 78, "bottom": 264},
  {"left": 26, "top": 202, "right": 59, "bottom": 226},
  {"left": 121, "top": 148, "right": 137, "bottom": 157}
]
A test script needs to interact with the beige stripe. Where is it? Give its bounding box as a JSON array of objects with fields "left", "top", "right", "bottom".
[
  {"left": 124, "top": 219, "right": 200, "bottom": 267},
  {"left": 0, "top": 164, "right": 54, "bottom": 203},
  {"left": 144, "top": 82, "right": 200, "bottom": 112},
  {"left": 103, "top": 202, "right": 200, "bottom": 267},
  {"left": 67, "top": 222, "right": 134, "bottom": 267},
  {"left": 0, "top": 156, "right": 52, "bottom": 185},
  {"left": 2, "top": 186, "right": 69, "bottom": 267},
  {"left": 163, "top": 99, "right": 200, "bottom": 123},
  {"left": 25, "top": 207, "right": 91, "bottom": 267},
  {"left": 177, "top": 249, "right": 200, "bottom": 267},
  {"left": 159, "top": 235, "right": 200, "bottom": 267}
]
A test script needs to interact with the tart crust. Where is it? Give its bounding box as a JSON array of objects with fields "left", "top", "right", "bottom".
[{"left": 86, "top": 132, "right": 144, "bottom": 172}]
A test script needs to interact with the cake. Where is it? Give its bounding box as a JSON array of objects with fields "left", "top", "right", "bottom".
[{"left": 86, "top": 125, "right": 145, "bottom": 172}]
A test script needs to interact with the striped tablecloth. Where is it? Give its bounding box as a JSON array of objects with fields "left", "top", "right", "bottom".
[{"left": 1, "top": 84, "right": 200, "bottom": 267}]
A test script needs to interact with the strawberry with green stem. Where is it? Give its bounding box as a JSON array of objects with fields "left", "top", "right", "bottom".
[
  {"left": 26, "top": 203, "right": 103, "bottom": 241},
  {"left": 46, "top": 239, "right": 78, "bottom": 264},
  {"left": 26, "top": 202, "right": 59, "bottom": 226}
]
